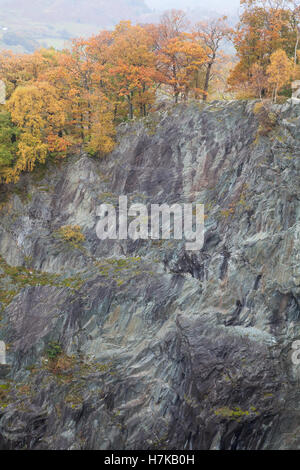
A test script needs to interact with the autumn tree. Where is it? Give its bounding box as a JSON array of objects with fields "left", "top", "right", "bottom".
[
  {"left": 82, "top": 31, "right": 117, "bottom": 111},
  {"left": 267, "top": 48, "right": 293, "bottom": 101},
  {"left": 56, "top": 40, "right": 98, "bottom": 140},
  {"left": 0, "top": 49, "right": 59, "bottom": 99},
  {"left": 149, "top": 10, "right": 188, "bottom": 102},
  {"left": 209, "top": 55, "right": 237, "bottom": 100},
  {"left": 4, "top": 82, "right": 68, "bottom": 182},
  {"left": 151, "top": 11, "right": 209, "bottom": 102},
  {"left": 194, "top": 16, "right": 231, "bottom": 100},
  {"left": 87, "top": 103, "right": 115, "bottom": 157},
  {"left": 41, "top": 39, "right": 116, "bottom": 155},
  {"left": 0, "top": 110, "right": 19, "bottom": 175},
  {"left": 107, "top": 21, "right": 157, "bottom": 118},
  {"left": 229, "top": 0, "right": 299, "bottom": 96},
  {"left": 159, "top": 34, "right": 208, "bottom": 101},
  {"left": 250, "top": 63, "right": 267, "bottom": 98}
]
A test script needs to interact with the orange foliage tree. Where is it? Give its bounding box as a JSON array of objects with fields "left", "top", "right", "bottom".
[
  {"left": 108, "top": 21, "right": 157, "bottom": 118},
  {"left": 150, "top": 10, "right": 210, "bottom": 102},
  {"left": 229, "top": 0, "right": 299, "bottom": 97}
]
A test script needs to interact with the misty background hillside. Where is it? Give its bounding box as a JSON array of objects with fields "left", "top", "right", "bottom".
[{"left": 0, "top": 0, "right": 239, "bottom": 53}]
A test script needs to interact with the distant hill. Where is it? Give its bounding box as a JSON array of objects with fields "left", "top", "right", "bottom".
[
  {"left": 0, "top": 0, "right": 151, "bottom": 53},
  {"left": 0, "top": 0, "right": 150, "bottom": 25}
]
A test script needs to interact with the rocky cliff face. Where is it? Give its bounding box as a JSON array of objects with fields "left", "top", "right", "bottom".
[{"left": 0, "top": 100, "right": 300, "bottom": 450}]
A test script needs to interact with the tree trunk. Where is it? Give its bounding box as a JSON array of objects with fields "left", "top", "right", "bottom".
[
  {"left": 128, "top": 92, "right": 134, "bottom": 119},
  {"left": 203, "top": 62, "right": 213, "bottom": 102},
  {"left": 195, "top": 69, "right": 201, "bottom": 99},
  {"left": 113, "top": 104, "right": 118, "bottom": 122},
  {"left": 80, "top": 113, "right": 84, "bottom": 141},
  {"left": 294, "top": 28, "right": 299, "bottom": 65},
  {"left": 129, "top": 101, "right": 133, "bottom": 120},
  {"left": 172, "top": 64, "right": 179, "bottom": 103},
  {"left": 274, "top": 84, "right": 278, "bottom": 103}
]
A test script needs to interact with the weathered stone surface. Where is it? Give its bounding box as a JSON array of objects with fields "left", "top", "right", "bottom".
[{"left": 0, "top": 100, "right": 300, "bottom": 449}]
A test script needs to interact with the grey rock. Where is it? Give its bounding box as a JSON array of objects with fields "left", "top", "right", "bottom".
[{"left": 0, "top": 100, "right": 300, "bottom": 449}]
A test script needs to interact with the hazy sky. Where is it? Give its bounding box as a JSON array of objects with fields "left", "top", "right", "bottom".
[{"left": 145, "top": 0, "right": 241, "bottom": 13}]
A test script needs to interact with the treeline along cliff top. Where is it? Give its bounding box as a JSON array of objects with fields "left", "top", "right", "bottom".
[{"left": 0, "top": 0, "right": 299, "bottom": 185}]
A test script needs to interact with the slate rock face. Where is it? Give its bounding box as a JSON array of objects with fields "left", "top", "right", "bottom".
[{"left": 0, "top": 100, "right": 300, "bottom": 449}]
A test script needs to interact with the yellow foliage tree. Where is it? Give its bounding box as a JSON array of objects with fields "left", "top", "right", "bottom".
[
  {"left": 4, "top": 81, "right": 68, "bottom": 182},
  {"left": 267, "top": 49, "right": 293, "bottom": 102},
  {"left": 87, "top": 96, "right": 116, "bottom": 156}
]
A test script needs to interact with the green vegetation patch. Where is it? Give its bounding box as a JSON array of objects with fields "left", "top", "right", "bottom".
[
  {"left": 214, "top": 406, "right": 259, "bottom": 421},
  {"left": 45, "top": 342, "right": 63, "bottom": 361},
  {"left": 95, "top": 257, "right": 146, "bottom": 284},
  {"left": 0, "top": 255, "right": 84, "bottom": 309},
  {"left": 0, "top": 382, "right": 11, "bottom": 410},
  {"left": 55, "top": 225, "right": 86, "bottom": 249}
]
